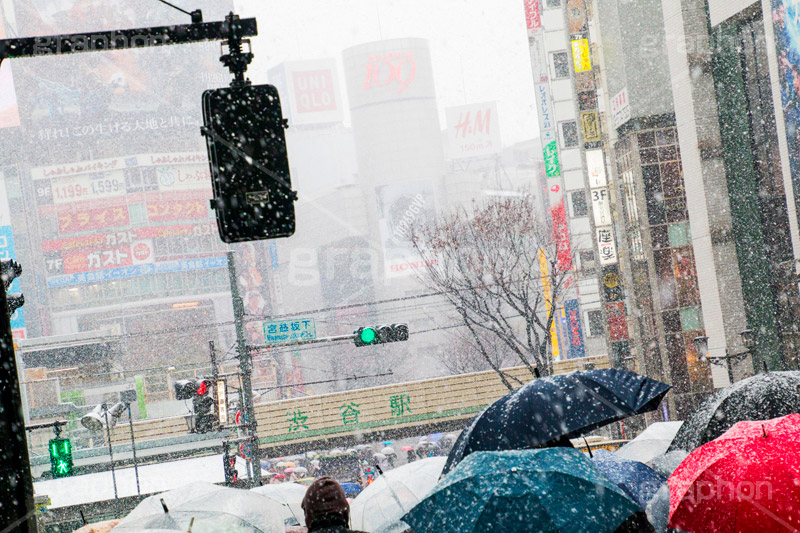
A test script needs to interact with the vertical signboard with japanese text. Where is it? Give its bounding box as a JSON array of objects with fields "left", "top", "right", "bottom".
[{"left": 564, "top": 299, "right": 586, "bottom": 359}]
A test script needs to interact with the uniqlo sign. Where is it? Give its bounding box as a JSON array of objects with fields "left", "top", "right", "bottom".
[{"left": 292, "top": 70, "right": 337, "bottom": 114}]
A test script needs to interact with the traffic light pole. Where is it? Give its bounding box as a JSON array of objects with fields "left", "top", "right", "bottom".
[
  {"left": 226, "top": 252, "right": 261, "bottom": 487},
  {"left": 0, "top": 283, "right": 35, "bottom": 532}
]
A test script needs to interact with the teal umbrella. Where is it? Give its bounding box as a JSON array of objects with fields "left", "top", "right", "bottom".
[{"left": 402, "top": 448, "right": 645, "bottom": 533}]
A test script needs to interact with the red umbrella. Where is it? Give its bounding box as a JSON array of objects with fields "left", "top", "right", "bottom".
[
  {"left": 401, "top": 446, "right": 414, "bottom": 451},
  {"left": 669, "top": 413, "right": 800, "bottom": 532}
]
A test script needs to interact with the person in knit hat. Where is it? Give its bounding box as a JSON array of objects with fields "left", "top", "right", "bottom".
[{"left": 301, "top": 476, "right": 365, "bottom": 532}]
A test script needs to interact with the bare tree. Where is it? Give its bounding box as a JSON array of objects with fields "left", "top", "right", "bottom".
[
  {"left": 411, "top": 195, "right": 572, "bottom": 389},
  {"left": 435, "top": 328, "right": 512, "bottom": 376}
]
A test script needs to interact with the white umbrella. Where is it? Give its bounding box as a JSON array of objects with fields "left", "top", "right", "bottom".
[
  {"left": 350, "top": 457, "right": 446, "bottom": 532},
  {"left": 372, "top": 452, "right": 387, "bottom": 461},
  {"left": 381, "top": 447, "right": 396, "bottom": 456},
  {"left": 616, "top": 421, "right": 683, "bottom": 464},
  {"left": 114, "top": 482, "right": 285, "bottom": 532},
  {"left": 293, "top": 466, "right": 308, "bottom": 475},
  {"left": 251, "top": 482, "right": 308, "bottom": 527}
]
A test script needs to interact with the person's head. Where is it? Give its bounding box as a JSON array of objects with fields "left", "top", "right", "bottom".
[{"left": 301, "top": 476, "right": 350, "bottom": 529}]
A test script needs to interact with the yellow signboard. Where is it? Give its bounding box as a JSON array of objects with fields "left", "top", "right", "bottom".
[
  {"left": 538, "top": 249, "right": 560, "bottom": 360},
  {"left": 572, "top": 38, "right": 592, "bottom": 73}
]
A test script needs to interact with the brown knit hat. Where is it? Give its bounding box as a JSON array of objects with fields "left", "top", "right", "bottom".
[{"left": 301, "top": 476, "right": 350, "bottom": 527}]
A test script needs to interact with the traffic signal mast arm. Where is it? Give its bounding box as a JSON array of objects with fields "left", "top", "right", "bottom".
[
  {"left": 247, "top": 324, "right": 409, "bottom": 351},
  {"left": 0, "top": 16, "right": 257, "bottom": 63}
]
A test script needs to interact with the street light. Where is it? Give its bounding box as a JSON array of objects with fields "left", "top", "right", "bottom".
[{"left": 693, "top": 330, "right": 755, "bottom": 386}]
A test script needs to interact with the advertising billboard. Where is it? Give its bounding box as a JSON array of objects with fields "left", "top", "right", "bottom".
[
  {"left": 0, "top": 8, "right": 20, "bottom": 128},
  {"left": 770, "top": 1, "right": 800, "bottom": 219},
  {"left": 10, "top": 0, "right": 231, "bottom": 142},
  {"left": 0, "top": 174, "right": 24, "bottom": 335},
  {"left": 375, "top": 179, "right": 436, "bottom": 277},
  {"left": 279, "top": 59, "right": 344, "bottom": 126},
  {"left": 445, "top": 102, "right": 501, "bottom": 160},
  {"left": 564, "top": 298, "right": 586, "bottom": 359},
  {"left": 343, "top": 38, "right": 436, "bottom": 109}
]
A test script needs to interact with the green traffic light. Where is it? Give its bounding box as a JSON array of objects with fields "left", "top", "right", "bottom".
[
  {"left": 360, "top": 327, "right": 376, "bottom": 344},
  {"left": 49, "top": 437, "right": 73, "bottom": 477}
]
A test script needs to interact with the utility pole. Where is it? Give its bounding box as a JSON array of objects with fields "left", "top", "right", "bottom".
[
  {"left": 0, "top": 282, "right": 35, "bottom": 533},
  {"left": 227, "top": 251, "right": 261, "bottom": 487}
]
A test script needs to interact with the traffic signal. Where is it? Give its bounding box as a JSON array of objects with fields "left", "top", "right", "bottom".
[
  {"left": 202, "top": 84, "right": 297, "bottom": 243},
  {"left": 0, "top": 259, "right": 23, "bottom": 318},
  {"left": 174, "top": 378, "right": 217, "bottom": 432},
  {"left": 48, "top": 437, "right": 73, "bottom": 478},
  {"left": 193, "top": 379, "right": 216, "bottom": 433},
  {"left": 353, "top": 324, "right": 409, "bottom": 347}
]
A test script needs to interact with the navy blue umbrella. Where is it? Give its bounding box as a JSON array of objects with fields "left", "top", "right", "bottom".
[
  {"left": 589, "top": 449, "right": 666, "bottom": 509},
  {"left": 442, "top": 369, "right": 670, "bottom": 475}
]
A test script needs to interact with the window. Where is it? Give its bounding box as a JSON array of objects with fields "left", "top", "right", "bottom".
[
  {"left": 560, "top": 121, "right": 579, "bottom": 148},
  {"left": 579, "top": 250, "right": 596, "bottom": 275},
  {"left": 552, "top": 51, "right": 570, "bottom": 79},
  {"left": 571, "top": 190, "right": 588, "bottom": 217},
  {"left": 545, "top": 0, "right": 562, "bottom": 7},
  {"left": 129, "top": 203, "right": 148, "bottom": 224},
  {"left": 586, "top": 310, "right": 604, "bottom": 337}
]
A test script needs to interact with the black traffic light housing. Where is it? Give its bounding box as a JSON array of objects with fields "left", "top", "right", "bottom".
[
  {"left": 0, "top": 259, "right": 23, "bottom": 318},
  {"left": 48, "top": 437, "right": 73, "bottom": 478},
  {"left": 202, "top": 84, "right": 297, "bottom": 243},
  {"left": 174, "top": 378, "right": 218, "bottom": 433},
  {"left": 354, "top": 323, "right": 409, "bottom": 347}
]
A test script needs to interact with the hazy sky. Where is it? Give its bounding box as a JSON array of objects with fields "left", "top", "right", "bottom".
[{"left": 237, "top": 0, "right": 541, "bottom": 147}]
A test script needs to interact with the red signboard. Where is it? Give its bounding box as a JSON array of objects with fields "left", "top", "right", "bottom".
[
  {"left": 363, "top": 51, "right": 417, "bottom": 94},
  {"left": 62, "top": 244, "right": 133, "bottom": 274},
  {"left": 525, "top": 0, "right": 542, "bottom": 31},
  {"left": 147, "top": 199, "right": 208, "bottom": 221},
  {"left": 549, "top": 199, "right": 573, "bottom": 271},
  {"left": 58, "top": 205, "right": 130, "bottom": 234},
  {"left": 292, "top": 69, "right": 337, "bottom": 113},
  {"left": 606, "top": 302, "right": 629, "bottom": 341}
]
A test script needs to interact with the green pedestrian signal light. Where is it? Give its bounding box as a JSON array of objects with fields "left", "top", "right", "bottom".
[
  {"left": 353, "top": 324, "right": 409, "bottom": 347},
  {"left": 48, "top": 437, "right": 73, "bottom": 478}
]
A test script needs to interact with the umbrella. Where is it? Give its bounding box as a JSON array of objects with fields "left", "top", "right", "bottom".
[
  {"left": 350, "top": 457, "right": 446, "bottom": 531},
  {"left": 251, "top": 482, "right": 308, "bottom": 527},
  {"left": 293, "top": 466, "right": 308, "bottom": 475},
  {"left": 284, "top": 467, "right": 295, "bottom": 473},
  {"left": 382, "top": 446, "right": 396, "bottom": 455},
  {"left": 669, "top": 414, "right": 800, "bottom": 532},
  {"left": 645, "top": 483, "right": 670, "bottom": 533},
  {"left": 373, "top": 452, "right": 387, "bottom": 460},
  {"left": 114, "top": 482, "right": 285, "bottom": 532},
  {"left": 341, "top": 482, "right": 362, "bottom": 497},
  {"left": 589, "top": 449, "right": 666, "bottom": 509},
  {"left": 275, "top": 461, "right": 288, "bottom": 468},
  {"left": 647, "top": 450, "right": 688, "bottom": 477},
  {"left": 73, "top": 519, "right": 120, "bottom": 533},
  {"left": 382, "top": 441, "right": 393, "bottom": 446},
  {"left": 403, "top": 448, "right": 646, "bottom": 533},
  {"left": 668, "top": 371, "right": 800, "bottom": 453},
  {"left": 443, "top": 369, "right": 670, "bottom": 475},
  {"left": 284, "top": 461, "right": 296, "bottom": 467},
  {"left": 615, "top": 421, "right": 683, "bottom": 464},
  {"left": 400, "top": 446, "right": 413, "bottom": 452}
]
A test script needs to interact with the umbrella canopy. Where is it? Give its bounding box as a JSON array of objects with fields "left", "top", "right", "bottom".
[
  {"left": 350, "top": 457, "right": 446, "bottom": 532},
  {"left": 615, "top": 421, "right": 683, "bottom": 464},
  {"left": 400, "top": 446, "right": 413, "bottom": 452},
  {"left": 443, "top": 369, "right": 670, "bottom": 475},
  {"left": 284, "top": 467, "right": 295, "bottom": 473},
  {"left": 73, "top": 519, "right": 120, "bottom": 533},
  {"left": 589, "top": 449, "right": 666, "bottom": 509},
  {"left": 669, "top": 414, "right": 800, "bottom": 532},
  {"left": 293, "top": 466, "right": 308, "bottom": 475},
  {"left": 382, "top": 446, "right": 396, "bottom": 455},
  {"left": 403, "top": 448, "right": 644, "bottom": 533},
  {"left": 647, "top": 450, "right": 688, "bottom": 478},
  {"left": 283, "top": 461, "right": 296, "bottom": 467},
  {"left": 668, "top": 371, "right": 800, "bottom": 453},
  {"left": 114, "top": 482, "right": 285, "bottom": 532},
  {"left": 251, "top": 482, "right": 308, "bottom": 527}
]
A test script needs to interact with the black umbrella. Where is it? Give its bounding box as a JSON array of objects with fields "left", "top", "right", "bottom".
[
  {"left": 442, "top": 368, "right": 670, "bottom": 476},
  {"left": 668, "top": 371, "right": 800, "bottom": 453}
]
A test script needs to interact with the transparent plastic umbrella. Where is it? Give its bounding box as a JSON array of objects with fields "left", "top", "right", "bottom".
[
  {"left": 251, "top": 482, "right": 308, "bottom": 527},
  {"left": 114, "top": 482, "right": 285, "bottom": 532},
  {"left": 350, "top": 457, "right": 446, "bottom": 532}
]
